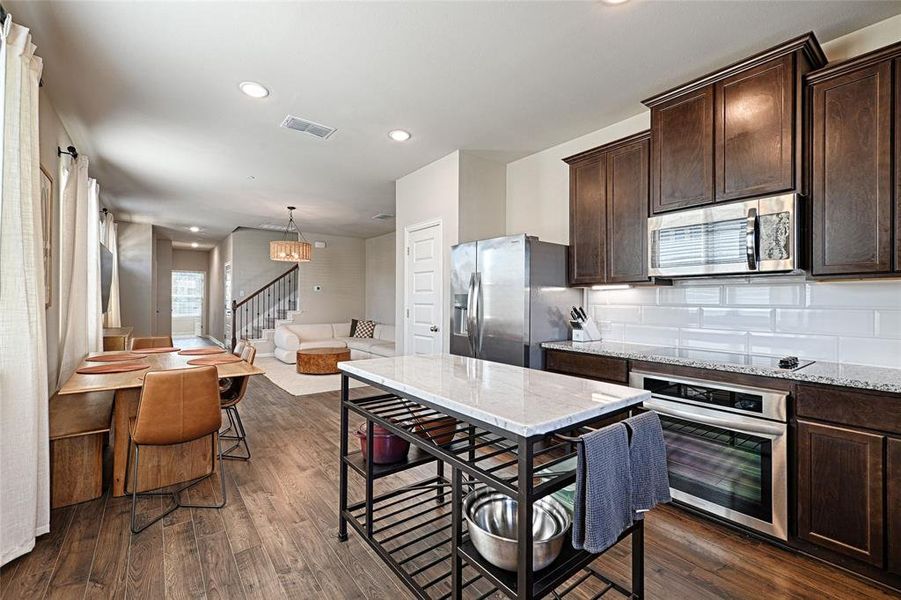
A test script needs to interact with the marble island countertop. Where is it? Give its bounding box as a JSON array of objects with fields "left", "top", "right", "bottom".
[
  {"left": 338, "top": 354, "right": 649, "bottom": 437},
  {"left": 542, "top": 340, "right": 901, "bottom": 395}
]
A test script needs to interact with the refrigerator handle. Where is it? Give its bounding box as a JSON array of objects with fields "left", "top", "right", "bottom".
[
  {"left": 466, "top": 272, "right": 477, "bottom": 356},
  {"left": 474, "top": 272, "right": 483, "bottom": 357}
]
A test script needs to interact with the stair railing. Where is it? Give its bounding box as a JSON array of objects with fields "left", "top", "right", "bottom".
[{"left": 230, "top": 264, "right": 299, "bottom": 350}]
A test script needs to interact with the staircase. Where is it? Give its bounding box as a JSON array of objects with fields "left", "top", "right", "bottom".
[{"left": 231, "top": 265, "right": 299, "bottom": 356}]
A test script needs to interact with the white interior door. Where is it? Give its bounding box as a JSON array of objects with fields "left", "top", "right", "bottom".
[{"left": 405, "top": 221, "right": 443, "bottom": 355}]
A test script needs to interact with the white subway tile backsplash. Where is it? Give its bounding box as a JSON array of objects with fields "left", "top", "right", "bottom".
[
  {"left": 623, "top": 324, "right": 680, "bottom": 347},
  {"left": 876, "top": 311, "right": 901, "bottom": 339},
  {"left": 806, "top": 281, "right": 901, "bottom": 308},
  {"left": 658, "top": 286, "right": 721, "bottom": 306},
  {"left": 593, "top": 305, "right": 642, "bottom": 324},
  {"left": 582, "top": 277, "right": 901, "bottom": 368},
  {"left": 725, "top": 284, "right": 803, "bottom": 306},
  {"left": 642, "top": 306, "right": 700, "bottom": 327},
  {"left": 775, "top": 309, "right": 875, "bottom": 336},
  {"left": 701, "top": 308, "right": 772, "bottom": 331},
  {"left": 839, "top": 337, "right": 901, "bottom": 368},
  {"left": 598, "top": 321, "right": 624, "bottom": 342},
  {"left": 749, "top": 332, "right": 838, "bottom": 361},
  {"left": 679, "top": 328, "right": 749, "bottom": 353}
]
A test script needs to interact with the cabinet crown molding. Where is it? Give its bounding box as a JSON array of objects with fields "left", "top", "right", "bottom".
[
  {"left": 642, "top": 32, "right": 826, "bottom": 108},
  {"left": 562, "top": 130, "right": 650, "bottom": 165},
  {"left": 806, "top": 40, "right": 901, "bottom": 84}
]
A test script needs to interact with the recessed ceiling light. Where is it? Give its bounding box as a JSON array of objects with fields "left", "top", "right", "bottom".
[
  {"left": 191, "top": 242, "right": 199, "bottom": 248},
  {"left": 239, "top": 81, "right": 269, "bottom": 98},
  {"left": 189, "top": 226, "right": 200, "bottom": 232},
  {"left": 388, "top": 129, "right": 412, "bottom": 142}
]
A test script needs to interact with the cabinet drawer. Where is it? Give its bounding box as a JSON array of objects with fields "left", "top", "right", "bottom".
[
  {"left": 796, "top": 385, "right": 901, "bottom": 435},
  {"left": 545, "top": 350, "right": 628, "bottom": 383}
]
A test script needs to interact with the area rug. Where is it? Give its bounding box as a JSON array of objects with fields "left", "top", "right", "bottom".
[{"left": 256, "top": 356, "right": 367, "bottom": 396}]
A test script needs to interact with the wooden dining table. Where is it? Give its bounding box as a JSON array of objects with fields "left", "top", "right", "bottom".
[{"left": 57, "top": 349, "right": 265, "bottom": 497}]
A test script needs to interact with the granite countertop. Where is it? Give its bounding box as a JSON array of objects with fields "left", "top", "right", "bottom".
[
  {"left": 339, "top": 354, "right": 649, "bottom": 437},
  {"left": 541, "top": 340, "right": 901, "bottom": 395}
]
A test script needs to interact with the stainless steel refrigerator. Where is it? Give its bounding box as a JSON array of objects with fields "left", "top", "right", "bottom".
[{"left": 450, "top": 234, "right": 580, "bottom": 369}]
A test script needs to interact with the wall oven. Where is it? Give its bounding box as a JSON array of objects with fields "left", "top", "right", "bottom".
[
  {"left": 629, "top": 371, "right": 788, "bottom": 540},
  {"left": 647, "top": 193, "right": 799, "bottom": 277}
]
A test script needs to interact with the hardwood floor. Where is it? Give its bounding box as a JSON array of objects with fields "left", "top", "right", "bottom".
[{"left": 1, "top": 376, "right": 897, "bottom": 599}]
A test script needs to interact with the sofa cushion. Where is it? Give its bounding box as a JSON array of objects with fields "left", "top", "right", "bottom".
[
  {"left": 288, "top": 323, "right": 335, "bottom": 342},
  {"left": 374, "top": 324, "right": 395, "bottom": 342},
  {"left": 332, "top": 322, "right": 352, "bottom": 338},
  {"left": 369, "top": 342, "right": 396, "bottom": 358},
  {"left": 353, "top": 320, "right": 376, "bottom": 338},
  {"left": 344, "top": 338, "right": 380, "bottom": 353}
]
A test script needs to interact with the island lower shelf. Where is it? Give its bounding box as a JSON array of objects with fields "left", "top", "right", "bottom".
[{"left": 337, "top": 361, "right": 647, "bottom": 600}]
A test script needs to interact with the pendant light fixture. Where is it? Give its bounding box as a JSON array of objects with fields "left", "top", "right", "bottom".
[{"left": 269, "top": 206, "right": 312, "bottom": 262}]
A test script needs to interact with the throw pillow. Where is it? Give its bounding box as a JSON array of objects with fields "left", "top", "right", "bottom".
[
  {"left": 349, "top": 318, "right": 359, "bottom": 336},
  {"left": 353, "top": 320, "right": 376, "bottom": 339}
]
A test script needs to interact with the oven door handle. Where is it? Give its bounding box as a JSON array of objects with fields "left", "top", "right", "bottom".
[{"left": 644, "top": 398, "right": 785, "bottom": 436}]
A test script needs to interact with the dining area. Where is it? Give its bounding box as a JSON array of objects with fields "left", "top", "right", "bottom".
[{"left": 50, "top": 336, "right": 264, "bottom": 532}]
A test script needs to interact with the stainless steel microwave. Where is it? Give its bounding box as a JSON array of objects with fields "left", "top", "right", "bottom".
[{"left": 648, "top": 194, "right": 799, "bottom": 278}]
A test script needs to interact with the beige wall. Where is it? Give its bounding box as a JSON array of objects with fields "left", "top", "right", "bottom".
[
  {"left": 295, "top": 233, "right": 365, "bottom": 324},
  {"left": 153, "top": 233, "right": 172, "bottom": 336},
  {"left": 505, "top": 14, "right": 901, "bottom": 245},
  {"left": 365, "top": 232, "right": 396, "bottom": 324},
  {"left": 395, "top": 151, "right": 460, "bottom": 354},
  {"left": 459, "top": 152, "right": 506, "bottom": 244},
  {"left": 117, "top": 221, "right": 154, "bottom": 336}
]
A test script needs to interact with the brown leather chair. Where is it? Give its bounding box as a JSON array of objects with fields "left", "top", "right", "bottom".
[
  {"left": 220, "top": 345, "right": 256, "bottom": 461},
  {"left": 126, "top": 366, "right": 226, "bottom": 533},
  {"left": 130, "top": 335, "right": 174, "bottom": 350}
]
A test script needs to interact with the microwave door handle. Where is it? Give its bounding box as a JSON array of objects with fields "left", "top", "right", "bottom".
[
  {"left": 746, "top": 207, "right": 758, "bottom": 271},
  {"left": 644, "top": 399, "right": 785, "bottom": 437}
]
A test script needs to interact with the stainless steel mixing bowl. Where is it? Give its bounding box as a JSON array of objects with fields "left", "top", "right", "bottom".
[{"left": 463, "top": 488, "right": 571, "bottom": 572}]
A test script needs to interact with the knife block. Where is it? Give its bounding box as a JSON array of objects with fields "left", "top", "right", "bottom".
[{"left": 571, "top": 318, "right": 602, "bottom": 342}]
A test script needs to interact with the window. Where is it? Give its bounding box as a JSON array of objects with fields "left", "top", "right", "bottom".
[{"left": 172, "top": 271, "right": 204, "bottom": 317}]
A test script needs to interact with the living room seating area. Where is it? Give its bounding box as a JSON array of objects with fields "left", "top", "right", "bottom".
[{"left": 273, "top": 321, "right": 396, "bottom": 363}]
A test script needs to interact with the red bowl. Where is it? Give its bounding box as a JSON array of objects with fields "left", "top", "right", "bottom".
[{"left": 355, "top": 422, "right": 410, "bottom": 464}]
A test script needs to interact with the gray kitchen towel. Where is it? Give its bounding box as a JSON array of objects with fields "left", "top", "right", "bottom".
[
  {"left": 572, "top": 423, "right": 633, "bottom": 554},
  {"left": 627, "top": 411, "right": 671, "bottom": 520}
]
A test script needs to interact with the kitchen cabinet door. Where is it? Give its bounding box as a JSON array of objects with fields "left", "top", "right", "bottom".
[
  {"left": 606, "top": 135, "right": 650, "bottom": 283},
  {"left": 651, "top": 85, "right": 715, "bottom": 214},
  {"left": 715, "top": 55, "right": 794, "bottom": 201},
  {"left": 888, "top": 437, "right": 901, "bottom": 576},
  {"left": 811, "top": 60, "right": 893, "bottom": 276},
  {"left": 896, "top": 57, "right": 901, "bottom": 273},
  {"left": 797, "top": 420, "right": 885, "bottom": 567},
  {"left": 568, "top": 154, "right": 607, "bottom": 285}
]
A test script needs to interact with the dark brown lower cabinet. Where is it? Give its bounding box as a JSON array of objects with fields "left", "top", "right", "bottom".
[
  {"left": 797, "top": 420, "right": 884, "bottom": 567},
  {"left": 888, "top": 437, "right": 901, "bottom": 576}
]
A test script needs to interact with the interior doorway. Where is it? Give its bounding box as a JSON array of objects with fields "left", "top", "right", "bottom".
[
  {"left": 404, "top": 219, "right": 443, "bottom": 355},
  {"left": 171, "top": 270, "right": 205, "bottom": 336}
]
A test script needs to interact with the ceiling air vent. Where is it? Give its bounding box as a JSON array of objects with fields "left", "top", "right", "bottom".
[
  {"left": 372, "top": 213, "right": 395, "bottom": 221},
  {"left": 280, "top": 115, "right": 337, "bottom": 139}
]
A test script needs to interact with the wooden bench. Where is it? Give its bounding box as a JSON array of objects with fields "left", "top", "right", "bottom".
[{"left": 49, "top": 391, "right": 114, "bottom": 508}]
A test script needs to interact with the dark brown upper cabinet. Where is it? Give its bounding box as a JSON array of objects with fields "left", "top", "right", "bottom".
[
  {"left": 564, "top": 131, "right": 650, "bottom": 286},
  {"left": 567, "top": 152, "right": 607, "bottom": 285},
  {"left": 797, "top": 420, "right": 885, "bottom": 567},
  {"left": 650, "top": 86, "right": 715, "bottom": 213},
  {"left": 807, "top": 42, "right": 900, "bottom": 277},
  {"left": 644, "top": 33, "right": 826, "bottom": 214}
]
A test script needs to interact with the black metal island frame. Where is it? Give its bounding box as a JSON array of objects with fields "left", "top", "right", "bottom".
[{"left": 337, "top": 354, "right": 651, "bottom": 600}]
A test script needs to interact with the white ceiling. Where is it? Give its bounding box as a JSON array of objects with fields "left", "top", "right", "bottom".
[{"left": 9, "top": 1, "right": 901, "bottom": 248}]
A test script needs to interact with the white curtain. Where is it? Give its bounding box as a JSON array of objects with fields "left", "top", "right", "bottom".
[
  {"left": 100, "top": 210, "right": 121, "bottom": 328},
  {"left": 56, "top": 154, "right": 100, "bottom": 387},
  {"left": 0, "top": 17, "right": 50, "bottom": 566}
]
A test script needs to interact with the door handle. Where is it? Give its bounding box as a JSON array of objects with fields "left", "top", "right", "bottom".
[
  {"left": 466, "top": 273, "right": 476, "bottom": 355},
  {"left": 430, "top": 325, "right": 439, "bottom": 333},
  {"left": 746, "top": 207, "right": 758, "bottom": 271}
]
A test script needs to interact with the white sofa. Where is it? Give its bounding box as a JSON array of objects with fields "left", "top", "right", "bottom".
[{"left": 273, "top": 322, "right": 396, "bottom": 364}]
